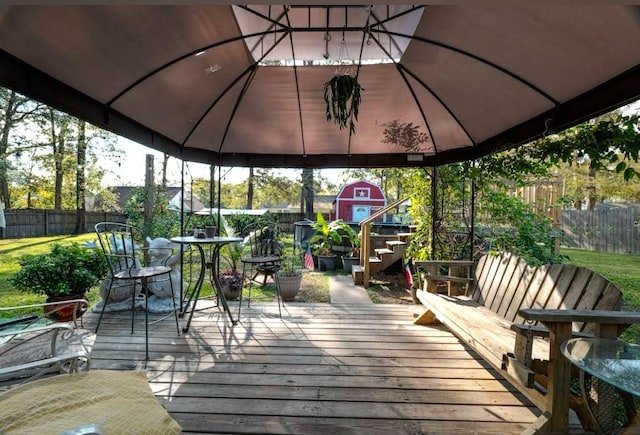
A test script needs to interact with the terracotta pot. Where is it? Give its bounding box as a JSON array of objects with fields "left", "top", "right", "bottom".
[
  {"left": 44, "top": 294, "right": 87, "bottom": 322},
  {"left": 276, "top": 274, "right": 302, "bottom": 301}
]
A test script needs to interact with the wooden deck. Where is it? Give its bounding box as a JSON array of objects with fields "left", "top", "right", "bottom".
[{"left": 81, "top": 302, "right": 541, "bottom": 434}]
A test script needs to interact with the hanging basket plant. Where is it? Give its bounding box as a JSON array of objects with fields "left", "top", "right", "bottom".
[{"left": 323, "top": 73, "right": 363, "bottom": 135}]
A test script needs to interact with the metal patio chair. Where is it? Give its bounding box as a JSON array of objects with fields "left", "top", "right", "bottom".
[
  {"left": 0, "top": 299, "right": 94, "bottom": 385},
  {"left": 240, "top": 222, "right": 283, "bottom": 307},
  {"left": 95, "top": 222, "right": 180, "bottom": 360}
]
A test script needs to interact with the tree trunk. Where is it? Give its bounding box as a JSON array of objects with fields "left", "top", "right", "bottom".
[
  {"left": 0, "top": 91, "right": 17, "bottom": 209},
  {"left": 586, "top": 167, "right": 597, "bottom": 210},
  {"left": 246, "top": 167, "right": 254, "bottom": 209},
  {"left": 302, "top": 168, "right": 314, "bottom": 219},
  {"left": 50, "top": 108, "right": 65, "bottom": 210},
  {"left": 161, "top": 153, "right": 169, "bottom": 188},
  {"left": 144, "top": 154, "right": 154, "bottom": 232},
  {"left": 74, "top": 120, "right": 86, "bottom": 234}
]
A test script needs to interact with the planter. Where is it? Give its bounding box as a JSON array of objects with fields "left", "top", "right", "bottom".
[
  {"left": 317, "top": 254, "right": 338, "bottom": 271},
  {"left": 341, "top": 255, "right": 360, "bottom": 273},
  {"left": 219, "top": 275, "right": 242, "bottom": 301},
  {"left": 275, "top": 274, "right": 302, "bottom": 301},
  {"left": 205, "top": 225, "right": 218, "bottom": 238},
  {"left": 44, "top": 294, "right": 87, "bottom": 322}
]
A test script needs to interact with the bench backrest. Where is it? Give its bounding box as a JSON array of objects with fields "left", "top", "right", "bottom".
[{"left": 469, "top": 252, "right": 623, "bottom": 333}]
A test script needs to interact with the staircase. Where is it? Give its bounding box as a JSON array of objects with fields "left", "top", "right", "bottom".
[
  {"left": 352, "top": 235, "right": 408, "bottom": 285},
  {"left": 349, "top": 196, "right": 413, "bottom": 287}
]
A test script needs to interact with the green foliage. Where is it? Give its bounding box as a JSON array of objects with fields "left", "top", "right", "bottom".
[
  {"left": 478, "top": 190, "right": 563, "bottom": 265},
  {"left": 323, "top": 74, "right": 363, "bottom": 134},
  {"left": 225, "top": 214, "right": 259, "bottom": 236},
  {"left": 11, "top": 242, "right": 107, "bottom": 297},
  {"left": 123, "top": 186, "right": 180, "bottom": 238},
  {"left": 225, "top": 213, "right": 278, "bottom": 237},
  {"left": 529, "top": 113, "right": 640, "bottom": 180},
  {"left": 277, "top": 248, "right": 302, "bottom": 277},
  {"left": 309, "top": 213, "right": 344, "bottom": 256},
  {"left": 220, "top": 226, "right": 244, "bottom": 273}
]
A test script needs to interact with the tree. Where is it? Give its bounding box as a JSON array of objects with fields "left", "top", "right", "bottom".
[
  {"left": 74, "top": 119, "right": 87, "bottom": 233},
  {"left": 246, "top": 167, "right": 254, "bottom": 209},
  {"left": 0, "top": 89, "right": 43, "bottom": 208},
  {"left": 301, "top": 168, "right": 313, "bottom": 218},
  {"left": 40, "top": 107, "right": 75, "bottom": 210}
]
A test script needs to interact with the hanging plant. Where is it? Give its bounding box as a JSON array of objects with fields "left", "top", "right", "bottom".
[{"left": 323, "top": 73, "right": 363, "bottom": 135}]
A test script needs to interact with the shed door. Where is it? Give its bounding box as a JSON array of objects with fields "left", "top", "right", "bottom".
[{"left": 352, "top": 205, "right": 370, "bottom": 223}]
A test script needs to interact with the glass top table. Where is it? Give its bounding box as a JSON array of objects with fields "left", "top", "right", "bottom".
[
  {"left": 171, "top": 236, "right": 243, "bottom": 331},
  {"left": 561, "top": 337, "right": 640, "bottom": 397}
]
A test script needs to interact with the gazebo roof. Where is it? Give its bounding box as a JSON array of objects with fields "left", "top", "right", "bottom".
[{"left": 0, "top": 4, "right": 638, "bottom": 168}]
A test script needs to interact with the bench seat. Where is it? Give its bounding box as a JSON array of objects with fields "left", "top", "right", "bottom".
[{"left": 413, "top": 251, "right": 640, "bottom": 433}]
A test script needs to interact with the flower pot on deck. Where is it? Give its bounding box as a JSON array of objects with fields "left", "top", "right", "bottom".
[
  {"left": 317, "top": 254, "right": 338, "bottom": 271},
  {"left": 341, "top": 255, "right": 360, "bottom": 273},
  {"left": 44, "top": 294, "right": 88, "bottom": 322},
  {"left": 275, "top": 274, "right": 302, "bottom": 301}
]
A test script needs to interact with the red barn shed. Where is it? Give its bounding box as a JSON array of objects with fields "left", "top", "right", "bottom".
[{"left": 331, "top": 180, "right": 387, "bottom": 223}]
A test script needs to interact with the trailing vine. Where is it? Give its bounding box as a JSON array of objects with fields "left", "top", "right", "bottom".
[{"left": 323, "top": 74, "right": 363, "bottom": 135}]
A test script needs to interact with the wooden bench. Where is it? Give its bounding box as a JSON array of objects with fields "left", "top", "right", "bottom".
[{"left": 413, "top": 251, "right": 640, "bottom": 433}]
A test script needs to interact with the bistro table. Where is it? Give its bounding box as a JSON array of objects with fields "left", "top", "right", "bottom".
[
  {"left": 171, "top": 236, "right": 242, "bottom": 332},
  {"left": 561, "top": 337, "right": 640, "bottom": 433}
]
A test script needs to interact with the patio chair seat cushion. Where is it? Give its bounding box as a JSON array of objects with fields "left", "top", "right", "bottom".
[{"left": 0, "top": 370, "right": 181, "bottom": 434}]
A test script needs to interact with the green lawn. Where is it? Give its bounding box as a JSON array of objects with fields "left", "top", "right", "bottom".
[
  {"left": 2, "top": 237, "right": 635, "bottom": 322},
  {"left": 0, "top": 234, "right": 329, "bottom": 311},
  {"left": 560, "top": 247, "right": 640, "bottom": 343},
  {"left": 560, "top": 247, "right": 640, "bottom": 309},
  {"left": 0, "top": 234, "right": 98, "bottom": 308}
]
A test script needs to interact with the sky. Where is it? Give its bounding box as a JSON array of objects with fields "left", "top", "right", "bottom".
[{"left": 111, "top": 138, "right": 349, "bottom": 188}]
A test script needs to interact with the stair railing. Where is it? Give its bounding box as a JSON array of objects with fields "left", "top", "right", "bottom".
[{"left": 359, "top": 196, "right": 410, "bottom": 287}]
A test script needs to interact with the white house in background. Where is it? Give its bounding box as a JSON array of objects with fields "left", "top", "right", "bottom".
[{"left": 104, "top": 186, "right": 205, "bottom": 213}]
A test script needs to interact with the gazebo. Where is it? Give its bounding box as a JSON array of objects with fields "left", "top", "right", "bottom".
[
  {"left": 1, "top": 5, "right": 640, "bottom": 434},
  {"left": 0, "top": 5, "right": 638, "bottom": 169}
]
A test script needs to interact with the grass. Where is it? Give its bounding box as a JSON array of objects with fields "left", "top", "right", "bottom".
[
  {"left": 4, "top": 236, "right": 634, "bottom": 322},
  {"left": 0, "top": 234, "right": 99, "bottom": 310},
  {"left": 0, "top": 234, "right": 330, "bottom": 313},
  {"left": 560, "top": 247, "right": 640, "bottom": 308},
  {"left": 561, "top": 247, "right": 640, "bottom": 343}
]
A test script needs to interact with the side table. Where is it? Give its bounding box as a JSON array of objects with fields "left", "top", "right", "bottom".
[
  {"left": 171, "top": 236, "right": 242, "bottom": 331},
  {"left": 561, "top": 337, "right": 640, "bottom": 433}
]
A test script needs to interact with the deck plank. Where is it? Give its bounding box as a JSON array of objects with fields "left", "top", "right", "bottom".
[{"left": 81, "top": 303, "right": 540, "bottom": 434}]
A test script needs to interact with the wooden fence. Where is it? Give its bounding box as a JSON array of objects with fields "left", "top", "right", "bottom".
[
  {"left": 561, "top": 207, "right": 640, "bottom": 254},
  {"left": 0, "top": 209, "right": 309, "bottom": 239},
  {"left": 1, "top": 210, "right": 127, "bottom": 239}
]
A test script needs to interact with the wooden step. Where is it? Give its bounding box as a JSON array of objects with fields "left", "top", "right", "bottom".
[
  {"left": 374, "top": 248, "right": 394, "bottom": 255},
  {"left": 352, "top": 265, "right": 364, "bottom": 285},
  {"left": 386, "top": 240, "right": 407, "bottom": 247},
  {"left": 369, "top": 258, "right": 383, "bottom": 274}
]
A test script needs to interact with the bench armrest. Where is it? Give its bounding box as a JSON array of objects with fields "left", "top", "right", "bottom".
[
  {"left": 519, "top": 309, "right": 640, "bottom": 325},
  {"left": 519, "top": 308, "right": 640, "bottom": 340}
]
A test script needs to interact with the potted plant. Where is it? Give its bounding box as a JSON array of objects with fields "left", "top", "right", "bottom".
[
  {"left": 309, "top": 213, "right": 343, "bottom": 271},
  {"left": 217, "top": 269, "right": 243, "bottom": 301},
  {"left": 11, "top": 243, "right": 108, "bottom": 321},
  {"left": 337, "top": 223, "right": 361, "bottom": 273},
  {"left": 323, "top": 73, "right": 363, "bottom": 134},
  {"left": 218, "top": 234, "right": 245, "bottom": 300},
  {"left": 275, "top": 249, "right": 303, "bottom": 302}
]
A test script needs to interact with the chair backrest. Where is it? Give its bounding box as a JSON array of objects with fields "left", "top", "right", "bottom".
[
  {"left": 243, "top": 223, "right": 283, "bottom": 258},
  {"left": 95, "top": 222, "right": 140, "bottom": 274}
]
